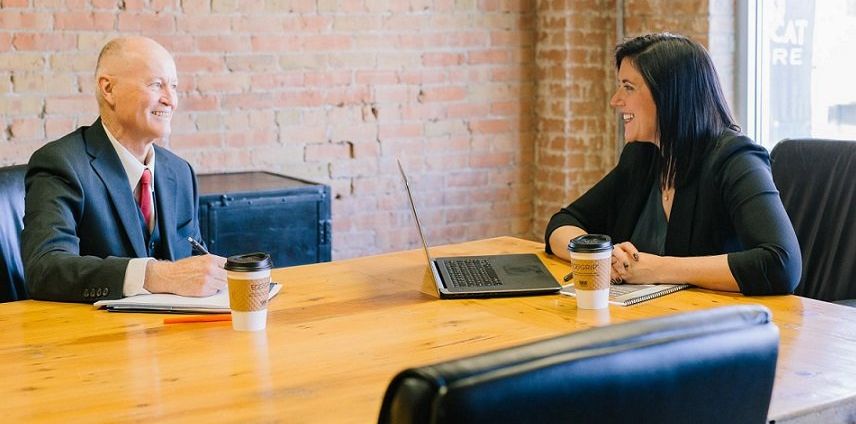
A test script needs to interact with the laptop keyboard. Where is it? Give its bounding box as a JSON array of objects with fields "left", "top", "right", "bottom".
[{"left": 446, "top": 259, "right": 503, "bottom": 288}]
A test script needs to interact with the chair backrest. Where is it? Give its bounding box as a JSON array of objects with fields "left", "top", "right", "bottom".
[
  {"left": 771, "top": 138, "right": 856, "bottom": 302},
  {"left": 378, "top": 305, "right": 779, "bottom": 424},
  {"left": 0, "top": 164, "right": 27, "bottom": 302}
]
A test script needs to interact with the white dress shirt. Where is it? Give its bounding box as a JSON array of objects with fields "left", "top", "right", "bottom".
[{"left": 102, "top": 122, "right": 157, "bottom": 297}]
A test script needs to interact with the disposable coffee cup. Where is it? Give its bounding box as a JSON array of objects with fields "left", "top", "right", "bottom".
[
  {"left": 224, "top": 252, "right": 273, "bottom": 331},
  {"left": 568, "top": 234, "right": 612, "bottom": 309}
]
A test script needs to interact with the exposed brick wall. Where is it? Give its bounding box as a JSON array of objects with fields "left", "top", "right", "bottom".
[
  {"left": 1, "top": 0, "right": 733, "bottom": 260},
  {"left": 533, "top": 0, "right": 737, "bottom": 248},
  {"left": 0, "top": 0, "right": 537, "bottom": 260},
  {"left": 533, "top": 0, "right": 618, "bottom": 239}
]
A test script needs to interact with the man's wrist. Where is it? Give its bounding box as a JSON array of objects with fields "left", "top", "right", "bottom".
[{"left": 143, "top": 259, "right": 168, "bottom": 294}]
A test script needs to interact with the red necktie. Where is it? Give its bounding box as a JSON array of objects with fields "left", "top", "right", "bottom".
[{"left": 138, "top": 169, "right": 153, "bottom": 232}]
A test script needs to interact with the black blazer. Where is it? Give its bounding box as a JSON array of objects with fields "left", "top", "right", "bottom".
[
  {"left": 545, "top": 132, "right": 801, "bottom": 295},
  {"left": 22, "top": 119, "right": 202, "bottom": 303}
]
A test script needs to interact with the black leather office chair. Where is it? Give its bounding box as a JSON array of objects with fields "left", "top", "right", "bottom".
[
  {"left": 378, "top": 305, "right": 779, "bottom": 424},
  {"left": 0, "top": 164, "right": 28, "bottom": 302},
  {"left": 771, "top": 138, "right": 856, "bottom": 306}
]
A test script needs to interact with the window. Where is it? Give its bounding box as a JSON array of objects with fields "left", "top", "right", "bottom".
[{"left": 738, "top": 0, "right": 856, "bottom": 149}]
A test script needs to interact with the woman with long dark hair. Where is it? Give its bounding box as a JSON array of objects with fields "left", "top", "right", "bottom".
[{"left": 545, "top": 33, "right": 801, "bottom": 295}]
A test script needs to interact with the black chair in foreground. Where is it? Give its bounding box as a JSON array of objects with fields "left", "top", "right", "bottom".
[
  {"left": 378, "top": 305, "right": 778, "bottom": 424},
  {"left": 771, "top": 138, "right": 856, "bottom": 306},
  {"left": 0, "top": 164, "right": 28, "bottom": 302}
]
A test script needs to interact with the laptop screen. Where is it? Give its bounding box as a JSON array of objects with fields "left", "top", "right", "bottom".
[{"left": 397, "top": 160, "right": 435, "bottom": 263}]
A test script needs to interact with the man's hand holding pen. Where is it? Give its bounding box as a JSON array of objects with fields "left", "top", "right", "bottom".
[{"left": 142, "top": 237, "right": 226, "bottom": 297}]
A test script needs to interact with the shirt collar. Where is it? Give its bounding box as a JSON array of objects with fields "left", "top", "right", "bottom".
[{"left": 102, "top": 121, "right": 156, "bottom": 190}]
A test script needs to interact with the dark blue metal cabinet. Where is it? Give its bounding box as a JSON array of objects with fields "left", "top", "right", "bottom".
[{"left": 197, "top": 172, "right": 331, "bottom": 268}]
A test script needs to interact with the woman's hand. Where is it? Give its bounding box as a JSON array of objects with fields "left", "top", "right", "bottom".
[
  {"left": 610, "top": 241, "right": 660, "bottom": 284},
  {"left": 609, "top": 242, "right": 740, "bottom": 291}
]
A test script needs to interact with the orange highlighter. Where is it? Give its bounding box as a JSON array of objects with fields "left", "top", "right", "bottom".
[{"left": 163, "top": 314, "right": 232, "bottom": 324}]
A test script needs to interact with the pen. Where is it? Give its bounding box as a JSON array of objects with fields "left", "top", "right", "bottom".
[
  {"left": 164, "top": 314, "right": 232, "bottom": 324},
  {"left": 563, "top": 272, "right": 573, "bottom": 282},
  {"left": 188, "top": 236, "right": 209, "bottom": 254}
]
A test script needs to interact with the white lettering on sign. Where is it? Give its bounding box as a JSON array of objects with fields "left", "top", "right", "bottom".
[
  {"left": 772, "top": 47, "right": 803, "bottom": 65},
  {"left": 770, "top": 19, "right": 809, "bottom": 45},
  {"left": 770, "top": 19, "right": 808, "bottom": 66}
]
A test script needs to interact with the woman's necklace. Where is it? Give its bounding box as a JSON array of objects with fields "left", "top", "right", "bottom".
[{"left": 662, "top": 186, "right": 675, "bottom": 202}]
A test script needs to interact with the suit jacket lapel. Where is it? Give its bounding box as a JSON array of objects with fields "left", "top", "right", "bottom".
[
  {"left": 84, "top": 119, "right": 148, "bottom": 258},
  {"left": 153, "top": 146, "right": 178, "bottom": 259}
]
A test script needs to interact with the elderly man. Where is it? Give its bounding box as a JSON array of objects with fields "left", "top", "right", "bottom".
[{"left": 22, "top": 36, "right": 226, "bottom": 303}]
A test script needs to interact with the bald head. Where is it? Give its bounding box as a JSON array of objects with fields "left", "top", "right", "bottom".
[
  {"left": 95, "top": 36, "right": 179, "bottom": 158},
  {"left": 96, "top": 36, "right": 174, "bottom": 83}
]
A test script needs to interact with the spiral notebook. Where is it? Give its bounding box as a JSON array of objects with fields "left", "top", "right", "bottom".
[
  {"left": 94, "top": 283, "right": 282, "bottom": 313},
  {"left": 560, "top": 283, "right": 690, "bottom": 306}
]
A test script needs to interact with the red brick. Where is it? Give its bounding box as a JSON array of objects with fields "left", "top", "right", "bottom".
[
  {"left": 355, "top": 71, "right": 398, "bottom": 85},
  {"left": 169, "top": 132, "right": 223, "bottom": 150},
  {"left": 399, "top": 70, "right": 447, "bottom": 85},
  {"left": 251, "top": 35, "right": 302, "bottom": 52},
  {"left": 9, "top": 117, "right": 43, "bottom": 140},
  {"left": 276, "top": 90, "right": 324, "bottom": 107},
  {"left": 281, "top": 15, "right": 330, "bottom": 31},
  {"left": 118, "top": 12, "right": 175, "bottom": 33},
  {"left": 43, "top": 117, "right": 76, "bottom": 139},
  {"left": 470, "top": 152, "right": 513, "bottom": 168},
  {"left": 422, "top": 52, "right": 463, "bottom": 67},
  {"left": 150, "top": 35, "right": 195, "bottom": 53},
  {"left": 54, "top": 12, "right": 115, "bottom": 30},
  {"left": 0, "top": 11, "right": 52, "bottom": 30},
  {"left": 45, "top": 96, "right": 98, "bottom": 115},
  {"left": 324, "top": 86, "right": 370, "bottom": 105},
  {"left": 179, "top": 0, "right": 210, "bottom": 11},
  {"left": 195, "top": 74, "right": 250, "bottom": 93},
  {"left": 234, "top": 15, "right": 286, "bottom": 33},
  {"left": 467, "top": 49, "right": 512, "bottom": 65},
  {"left": 225, "top": 129, "right": 277, "bottom": 148},
  {"left": 176, "top": 15, "right": 232, "bottom": 33},
  {"left": 13, "top": 33, "right": 77, "bottom": 51},
  {"left": 0, "top": 33, "right": 10, "bottom": 52},
  {"left": 33, "top": 0, "right": 83, "bottom": 7},
  {"left": 446, "top": 32, "right": 490, "bottom": 47},
  {"left": 150, "top": 0, "right": 179, "bottom": 12},
  {"left": 446, "top": 103, "right": 490, "bottom": 119},
  {"left": 1, "top": 0, "right": 29, "bottom": 7},
  {"left": 372, "top": 86, "right": 409, "bottom": 103},
  {"left": 0, "top": 95, "right": 43, "bottom": 115},
  {"left": 305, "top": 142, "right": 352, "bottom": 161},
  {"left": 304, "top": 71, "right": 352, "bottom": 86},
  {"left": 303, "top": 35, "right": 352, "bottom": 51},
  {"left": 379, "top": 123, "right": 423, "bottom": 139},
  {"left": 419, "top": 86, "right": 467, "bottom": 102},
  {"left": 225, "top": 55, "right": 278, "bottom": 72},
  {"left": 197, "top": 36, "right": 251, "bottom": 52},
  {"left": 470, "top": 119, "right": 511, "bottom": 134},
  {"left": 0, "top": 53, "right": 45, "bottom": 71},
  {"left": 121, "top": 0, "right": 147, "bottom": 9},
  {"left": 175, "top": 55, "right": 225, "bottom": 73},
  {"left": 180, "top": 94, "right": 219, "bottom": 111},
  {"left": 221, "top": 93, "right": 276, "bottom": 110},
  {"left": 251, "top": 72, "right": 304, "bottom": 90}
]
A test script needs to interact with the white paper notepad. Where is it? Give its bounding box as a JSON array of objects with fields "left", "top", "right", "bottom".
[{"left": 94, "top": 283, "right": 281, "bottom": 313}]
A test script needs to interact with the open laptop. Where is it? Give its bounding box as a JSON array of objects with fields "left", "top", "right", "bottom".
[{"left": 398, "top": 160, "right": 561, "bottom": 298}]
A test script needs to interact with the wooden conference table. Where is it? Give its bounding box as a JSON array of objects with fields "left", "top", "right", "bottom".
[{"left": 2, "top": 237, "right": 856, "bottom": 423}]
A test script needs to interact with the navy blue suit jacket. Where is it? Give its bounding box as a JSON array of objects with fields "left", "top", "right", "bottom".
[{"left": 22, "top": 119, "right": 202, "bottom": 303}]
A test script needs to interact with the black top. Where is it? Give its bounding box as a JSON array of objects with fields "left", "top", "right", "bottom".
[
  {"left": 545, "top": 131, "right": 801, "bottom": 295},
  {"left": 630, "top": 182, "right": 668, "bottom": 256}
]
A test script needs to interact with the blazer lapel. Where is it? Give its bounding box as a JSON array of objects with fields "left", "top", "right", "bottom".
[
  {"left": 153, "top": 146, "right": 178, "bottom": 259},
  {"left": 84, "top": 119, "right": 148, "bottom": 258}
]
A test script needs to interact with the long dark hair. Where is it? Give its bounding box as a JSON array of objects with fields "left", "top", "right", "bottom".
[{"left": 615, "top": 33, "right": 739, "bottom": 188}]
